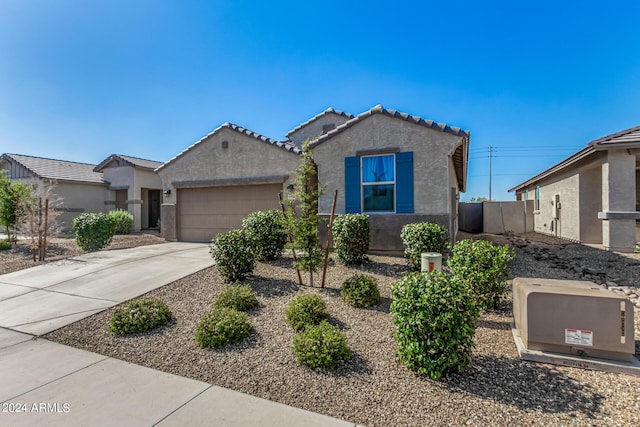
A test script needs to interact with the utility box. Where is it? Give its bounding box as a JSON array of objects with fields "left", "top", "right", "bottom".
[{"left": 513, "top": 278, "right": 635, "bottom": 362}]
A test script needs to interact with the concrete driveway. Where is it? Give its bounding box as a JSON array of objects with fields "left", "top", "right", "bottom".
[{"left": 0, "top": 243, "right": 213, "bottom": 335}]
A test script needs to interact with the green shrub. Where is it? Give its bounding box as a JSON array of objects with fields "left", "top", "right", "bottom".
[
  {"left": 108, "top": 209, "right": 133, "bottom": 235},
  {"left": 72, "top": 212, "right": 115, "bottom": 252},
  {"left": 447, "top": 239, "right": 515, "bottom": 310},
  {"left": 195, "top": 307, "right": 252, "bottom": 348},
  {"left": 210, "top": 229, "right": 256, "bottom": 283},
  {"left": 292, "top": 320, "right": 350, "bottom": 370},
  {"left": 332, "top": 214, "right": 369, "bottom": 266},
  {"left": 400, "top": 222, "right": 449, "bottom": 270},
  {"left": 340, "top": 274, "right": 380, "bottom": 308},
  {"left": 0, "top": 239, "right": 11, "bottom": 251},
  {"left": 390, "top": 271, "right": 479, "bottom": 380},
  {"left": 285, "top": 293, "right": 328, "bottom": 331},
  {"left": 242, "top": 209, "right": 287, "bottom": 261},
  {"left": 109, "top": 298, "right": 173, "bottom": 335},
  {"left": 214, "top": 284, "right": 259, "bottom": 312}
]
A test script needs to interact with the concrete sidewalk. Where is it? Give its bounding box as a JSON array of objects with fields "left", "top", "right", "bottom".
[{"left": 0, "top": 244, "right": 357, "bottom": 426}]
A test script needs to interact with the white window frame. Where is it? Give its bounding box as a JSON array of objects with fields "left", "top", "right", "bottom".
[{"left": 360, "top": 153, "right": 396, "bottom": 213}]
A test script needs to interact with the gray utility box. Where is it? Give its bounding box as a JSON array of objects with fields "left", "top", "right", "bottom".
[{"left": 513, "top": 278, "right": 635, "bottom": 362}]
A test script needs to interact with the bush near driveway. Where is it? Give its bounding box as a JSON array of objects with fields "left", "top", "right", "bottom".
[
  {"left": 72, "top": 212, "right": 115, "bottom": 252},
  {"left": 210, "top": 229, "right": 256, "bottom": 283},
  {"left": 109, "top": 298, "right": 173, "bottom": 335},
  {"left": 108, "top": 209, "right": 133, "bottom": 235},
  {"left": 292, "top": 320, "right": 351, "bottom": 370},
  {"left": 390, "top": 271, "right": 479, "bottom": 380},
  {"left": 447, "top": 239, "right": 515, "bottom": 310},
  {"left": 214, "top": 284, "right": 259, "bottom": 312},
  {"left": 242, "top": 209, "right": 287, "bottom": 261},
  {"left": 195, "top": 307, "right": 252, "bottom": 349},
  {"left": 400, "top": 222, "right": 449, "bottom": 271}
]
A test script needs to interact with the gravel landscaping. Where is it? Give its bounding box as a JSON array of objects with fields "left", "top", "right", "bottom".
[{"left": 44, "top": 232, "right": 640, "bottom": 426}]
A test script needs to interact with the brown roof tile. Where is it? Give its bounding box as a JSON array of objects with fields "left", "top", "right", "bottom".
[{"left": 1, "top": 153, "right": 105, "bottom": 184}]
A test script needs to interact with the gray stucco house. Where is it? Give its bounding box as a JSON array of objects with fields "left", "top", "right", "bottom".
[
  {"left": 0, "top": 153, "right": 162, "bottom": 232},
  {"left": 157, "top": 105, "right": 470, "bottom": 250},
  {"left": 509, "top": 125, "right": 640, "bottom": 253}
]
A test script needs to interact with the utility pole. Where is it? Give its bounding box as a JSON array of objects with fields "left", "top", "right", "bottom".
[{"left": 488, "top": 146, "right": 493, "bottom": 201}]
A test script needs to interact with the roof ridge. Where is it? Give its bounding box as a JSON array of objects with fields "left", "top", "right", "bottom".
[
  {"left": 588, "top": 125, "right": 640, "bottom": 146},
  {"left": 285, "top": 107, "right": 355, "bottom": 137},
  {"left": 310, "top": 105, "right": 470, "bottom": 148},
  {"left": 115, "top": 154, "right": 163, "bottom": 163}
]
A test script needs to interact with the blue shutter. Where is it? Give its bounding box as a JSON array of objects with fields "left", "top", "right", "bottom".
[
  {"left": 395, "top": 152, "right": 414, "bottom": 213},
  {"left": 345, "top": 156, "right": 361, "bottom": 213}
]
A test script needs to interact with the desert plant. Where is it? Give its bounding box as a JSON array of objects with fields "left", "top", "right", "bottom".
[
  {"left": 0, "top": 171, "right": 32, "bottom": 243},
  {"left": 332, "top": 214, "right": 369, "bottom": 266},
  {"left": 108, "top": 209, "right": 133, "bottom": 235},
  {"left": 72, "top": 212, "right": 115, "bottom": 252},
  {"left": 210, "top": 229, "right": 255, "bottom": 283},
  {"left": 214, "top": 284, "right": 259, "bottom": 312},
  {"left": 292, "top": 320, "right": 351, "bottom": 370},
  {"left": 0, "top": 239, "right": 11, "bottom": 251},
  {"left": 109, "top": 298, "right": 173, "bottom": 335},
  {"left": 447, "top": 239, "right": 515, "bottom": 310},
  {"left": 390, "top": 271, "right": 479, "bottom": 380},
  {"left": 340, "top": 274, "right": 380, "bottom": 308},
  {"left": 195, "top": 307, "right": 252, "bottom": 348},
  {"left": 400, "top": 222, "right": 449, "bottom": 270},
  {"left": 242, "top": 209, "right": 287, "bottom": 261},
  {"left": 284, "top": 140, "right": 326, "bottom": 286},
  {"left": 285, "top": 293, "right": 328, "bottom": 331}
]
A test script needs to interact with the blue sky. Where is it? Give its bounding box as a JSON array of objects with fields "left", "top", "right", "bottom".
[{"left": 1, "top": 0, "right": 639, "bottom": 201}]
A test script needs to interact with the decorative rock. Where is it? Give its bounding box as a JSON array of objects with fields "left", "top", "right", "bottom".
[{"left": 606, "top": 281, "right": 618, "bottom": 288}]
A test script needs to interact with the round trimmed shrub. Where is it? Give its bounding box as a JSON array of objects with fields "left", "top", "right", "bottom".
[
  {"left": 109, "top": 298, "right": 173, "bottom": 335},
  {"left": 332, "top": 214, "right": 369, "bottom": 266},
  {"left": 400, "top": 222, "right": 449, "bottom": 270},
  {"left": 285, "top": 293, "right": 328, "bottom": 331},
  {"left": 0, "top": 239, "right": 11, "bottom": 251},
  {"left": 340, "top": 274, "right": 380, "bottom": 308},
  {"left": 390, "top": 271, "right": 479, "bottom": 380},
  {"left": 195, "top": 307, "right": 252, "bottom": 348},
  {"left": 108, "top": 209, "right": 133, "bottom": 235},
  {"left": 242, "top": 209, "right": 287, "bottom": 261},
  {"left": 292, "top": 320, "right": 351, "bottom": 370},
  {"left": 72, "top": 212, "right": 115, "bottom": 252},
  {"left": 210, "top": 229, "right": 255, "bottom": 283},
  {"left": 214, "top": 284, "right": 259, "bottom": 312},
  {"left": 447, "top": 239, "right": 515, "bottom": 310}
]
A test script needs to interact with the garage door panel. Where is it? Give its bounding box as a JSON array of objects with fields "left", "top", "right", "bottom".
[{"left": 178, "top": 185, "right": 282, "bottom": 242}]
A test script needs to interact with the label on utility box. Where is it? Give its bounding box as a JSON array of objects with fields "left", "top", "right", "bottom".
[{"left": 565, "top": 329, "right": 593, "bottom": 347}]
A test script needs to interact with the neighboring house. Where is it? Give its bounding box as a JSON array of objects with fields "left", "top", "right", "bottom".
[
  {"left": 93, "top": 154, "right": 163, "bottom": 231},
  {"left": 0, "top": 153, "right": 162, "bottom": 233},
  {"left": 509, "top": 125, "right": 640, "bottom": 253},
  {"left": 156, "top": 105, "right": 470, "bottom": 250}
]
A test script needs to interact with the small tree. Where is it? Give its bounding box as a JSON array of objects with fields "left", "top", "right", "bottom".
[
  {"left": 284, "top": 140, "right": 326, "bottom": 287},
  {"left": 17, "top": 180, "right": 63, "bottom": 261},
  {"left": 0, "top": 171, "right": 32, "bottom": 243}
]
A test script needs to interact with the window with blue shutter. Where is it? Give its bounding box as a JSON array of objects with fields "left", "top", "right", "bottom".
[{"left": 344, "top": 151, "right": 414, "bottom": 214}]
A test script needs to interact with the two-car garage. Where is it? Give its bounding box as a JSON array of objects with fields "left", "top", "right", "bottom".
[{"left": 177, "top": 184, "right": 283, "bottom": 242}]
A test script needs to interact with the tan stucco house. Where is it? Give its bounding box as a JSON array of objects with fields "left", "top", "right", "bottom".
[
  {"left": 0, "top": 153, "right": 162, "bottom": 232},
  {"left": 509, "top": 126, "right": 640, "bottom": 253},
  {"left": 156, "top": 105, "right": 470, "bottom": 250}
]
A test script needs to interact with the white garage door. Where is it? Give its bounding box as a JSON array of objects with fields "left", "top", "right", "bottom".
[{"left": 177, "top": 184, "right": 282, "bottom": 242}]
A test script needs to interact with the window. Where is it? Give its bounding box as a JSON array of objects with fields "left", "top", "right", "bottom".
[
  {"left": 361, "top": 154, "right": 395, "bottom": 212},
  {"left": 345, "top": 152, "right": 413, "bottom": 214},
  {"left": 535, "top": 186, "right": 540, "bottom": 210}
]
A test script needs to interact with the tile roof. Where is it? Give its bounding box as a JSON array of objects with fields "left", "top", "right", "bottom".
[
  {"left": 285, "top": 107, "right": 355, "bottom": 138},
  {"left": 94, "top": 154, "right": 163, "bottom": 172},
  {"left": 1, "top": 153, "right": 105, "bottom": 184},
  {"left": 156, "top": 122, "right": 301, "bottom": 172},
  {"left": 509, "top": 125, "right": 640, "bottom": 192},
  {"left": 309, "top": 104, "right": 470, "bottom": 148}
]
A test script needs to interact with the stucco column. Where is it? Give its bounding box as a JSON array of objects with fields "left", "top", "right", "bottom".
[
  {"left": 128, "top": 186, "right": 142, "bottom": 232},
  {"left": 598, "top": 149, "right": 638, "bottom": 252}
]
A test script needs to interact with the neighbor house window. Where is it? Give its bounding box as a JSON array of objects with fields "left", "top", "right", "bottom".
[
  {"left": 535, "top": 186, "right": 540, "bottom": 210},
  {"left": 361, "top": 154, "right": 395, "bottom": 212}
]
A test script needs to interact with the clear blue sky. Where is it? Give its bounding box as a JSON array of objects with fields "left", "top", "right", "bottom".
[{"left": 1, "top": 1, "right": 639, "bottom": 201}]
